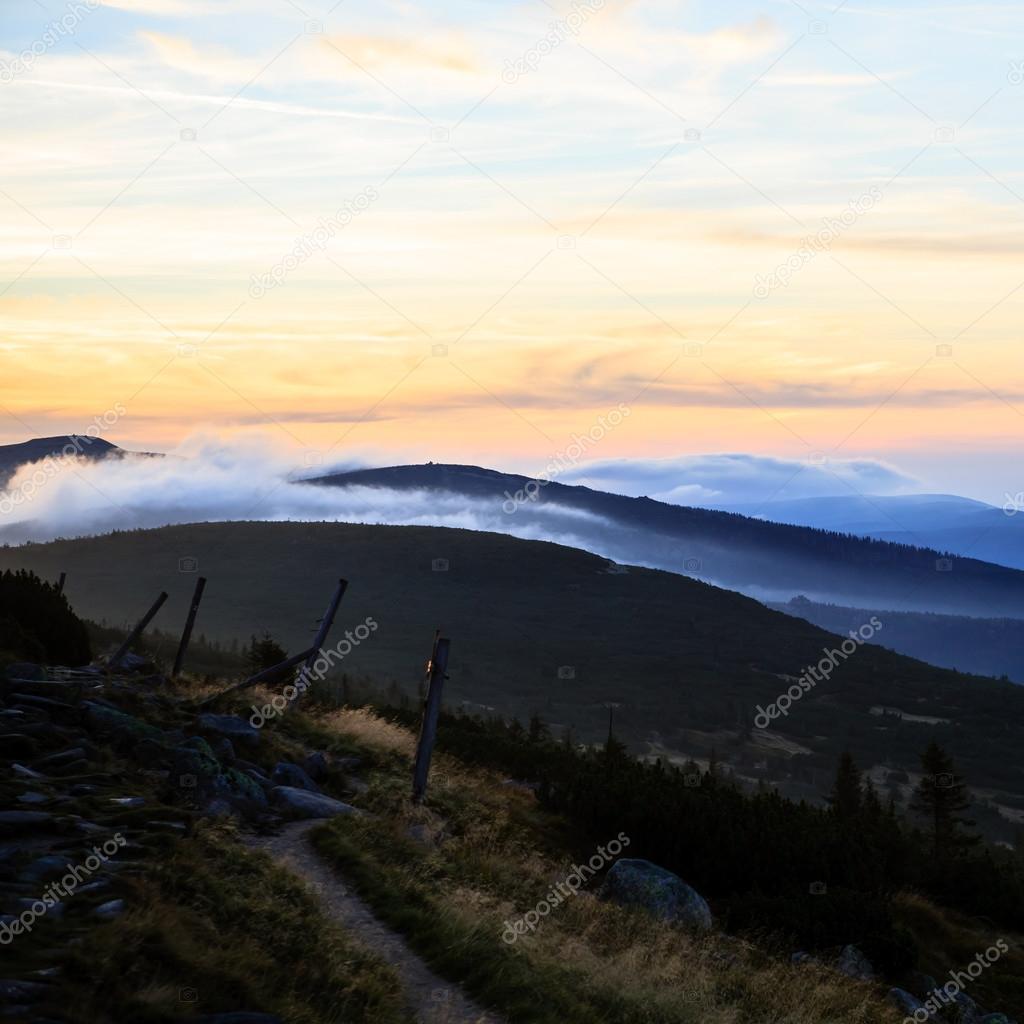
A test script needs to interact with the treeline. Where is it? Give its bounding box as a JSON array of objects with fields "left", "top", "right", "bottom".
[
  {"left": 381, "top": 705, "right": 1024, "bottom": 974},
  {"left": 0, "top": 569, "right": 90, "bottom": 665}
]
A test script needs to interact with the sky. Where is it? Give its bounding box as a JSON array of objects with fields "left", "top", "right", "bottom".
[{"left": 2, "top": 0, "right": 1023, "bottom": 505}]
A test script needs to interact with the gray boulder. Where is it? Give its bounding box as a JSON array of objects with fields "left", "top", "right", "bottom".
[
  {"left": 598, "top": 858, "right": 712, "bottom": 932},
  {"left": 271, "top": 762, "right": 319, "bottom": 792},
  {"left": 836, "top": 944, "right": 876, "bottom": 982},
  {"left": 303, "top": 751, "right": 330, "bottom": 781},
  {"left": 268, "top": 787, "right": 358, "bottom": 820},
  {"left": 888, "top": 988, "right": 925, "bottom": 1015}
]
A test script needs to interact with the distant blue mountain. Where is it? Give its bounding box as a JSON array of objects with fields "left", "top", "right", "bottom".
[{"left": 715, "top": 494, "right": 1024, "bottom": 570}]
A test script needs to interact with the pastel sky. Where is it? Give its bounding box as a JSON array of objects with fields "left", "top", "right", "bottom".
[{"left": 2, "top": 0, "right": 1023, "bottom": 502}]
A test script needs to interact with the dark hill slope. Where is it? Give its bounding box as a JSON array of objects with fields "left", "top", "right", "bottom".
[
  {"left": 314, "top": 464, "right": 1024, "bottom": 618},
  {"left": 1, "top": 521, "right": 1021, "bottom": 805}
]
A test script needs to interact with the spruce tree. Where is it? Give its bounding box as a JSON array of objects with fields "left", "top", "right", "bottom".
[{"left": 911, "top": 742, "right": 978, "bottom": 858}]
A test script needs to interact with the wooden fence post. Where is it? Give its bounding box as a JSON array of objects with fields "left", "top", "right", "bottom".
[
  {"left": 108, "top": 591, "right": 168, "bottom": 670},
  {"left": 172, "top": 576, "right": 207, "bottom": 678},
  {"left": 195, "top": 646, "right": 317, "bottom": 708},
  {"left": 301, "top": 578, "right": 349, "bottom": 677},
  {"left": 56, "top": 572, "right": 66, "bottom": 595},
  {"left": 412, "top": 635, "right": 450, "bottom": 804}
]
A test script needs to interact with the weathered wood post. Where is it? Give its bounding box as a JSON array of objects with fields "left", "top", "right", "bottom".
[
  {"left": 56, "top": 572, "right": 66, "bottom": 595},
  {"left": 172, "top": 576, "right": 207, "bottom": 678},
  {"left": 412, "top": 634, "right": 450, "bottom": 804},
  {"left": 302, "top": 578, "right": 349, "bottom": 677},
  {"left": 108, "top": 591, "right": 168, "bottom": 669},
  {"left": 195, "top": 645, "right": 316, "bottom": 708}
]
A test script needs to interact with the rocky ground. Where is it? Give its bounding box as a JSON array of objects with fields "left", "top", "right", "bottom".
[{"left": 0, "top": 660, "right": 420, "bottom": 1023}]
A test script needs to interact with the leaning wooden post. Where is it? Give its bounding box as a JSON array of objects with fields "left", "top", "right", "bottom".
[
  {"left": 172, "top": 576, "right": 207, "bottom": 678},
  {"left": 56, "top": 572, "right": 66, "bottom": 595},
  {"left": 108, "top": 591, "right": 168, "bottom": 669},
  {"left": 412, "top": 635, "right": 450, "bottom": 804},
  {"left": 302, "top": 578, "right": 349, "bottom": 675},
  {"left": 195, "top": 646, "right": 317, "bottom": 708}
]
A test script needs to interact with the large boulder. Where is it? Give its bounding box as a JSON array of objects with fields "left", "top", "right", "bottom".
[
  {"left": 271, "top": 762, "right": 319, "bottom": 792},
  {"left": 836, "top": 944, "right": 876, "bottom": 982},
  {"left": 888, "top": 988, "right": 925, "bottom": 1016},
  {"left": 598, "top": 858, "right": 712, "bottom": 932},
  {"left": 268, "top": 787, "right": 358, "bottom": 820}
]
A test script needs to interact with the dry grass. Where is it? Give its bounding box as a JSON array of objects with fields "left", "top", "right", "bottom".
[{"left": 305, "top": 705, "right": 900, "bottom": 1024}]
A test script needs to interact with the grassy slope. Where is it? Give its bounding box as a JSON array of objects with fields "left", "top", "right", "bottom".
[
  {"left": 289, "top": 706, "right": 899, "bottom": 1024},
  {"left": 2, "top": 521, "right": 1023, "bottom": 804}
]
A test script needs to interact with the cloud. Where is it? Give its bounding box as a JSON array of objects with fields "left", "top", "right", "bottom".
[
  {"left": 0, "top": 434, "right": 608, "bottom": 550},
  {"left": 318, "top": 31, "right": 481, "bottom": 75},
  {"left": 559, "top": 453, "right": 919, "bottom": 505}
]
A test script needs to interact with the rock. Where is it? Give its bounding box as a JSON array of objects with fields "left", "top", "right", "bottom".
[
  {"left": 212, "top": 738, "right": 236, "bottom": 764},
  {"left": 268, "top": 787, "right": 359, "bottom": 820},
  {"left": 955, "top": 993, "right": 983, "bottom": 1024},
  {"left": 33, "top": 748, "right": 88, "bottom": 769},
  {"left": 790, "top": 952, "right": 821, "bottom": 967},
  {"left": 0, "top": 979, "right": 52, "bottom": 1002},
  {"left": 83, "top": 702, "right": 162, "bottom": 744},
  {"left": 598, "top": 859, "right": 713, "bottom": 932},
  {"left": 836, "top": 944, "right": 876, "bottom": 982},
  {"left": 109, "top": 652, "right": 154, "bottom": 673},
  {"left": 202, "top": 798, "right": 240, "bottom": 820},
  {"left": 92, "top": 899, "right": 125, "bottom": 920},
  {"left": 12, "top": 897, "right": 65, "bottom": 921},
  {"left": 3, "top": 662, "right": 47, "bottom": 681},
  {"left": 198, "top": 714, "right": 260, "bottom": 748},
  {"left": 888, "top": 988, "right": 925, "bottom": 1015},
  {"left": 303, "top": 751, "right": 330, "bottom": 781},
  {"left": 0, "top": 811, "right": 53, "bottom": 835},
  {"left": 20, "top": 856, "right": 68, "bottom": 882},
  {"left": 271, "top": 762, "right": 319, "bottom": 792},
  {"left": 11, "top": 764, "right": 46, "bottom": 781},
  {"left": 15, "top": 793, "right": 49, "bottom": 806}
]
